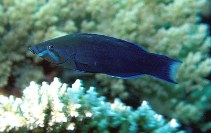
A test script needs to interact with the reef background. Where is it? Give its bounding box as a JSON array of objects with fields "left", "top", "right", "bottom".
[{"left": 0, "top": 0, "right": 211, "bottom": 132}]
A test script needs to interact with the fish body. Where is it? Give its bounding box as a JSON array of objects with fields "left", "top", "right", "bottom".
[{"left": 29, "top": 33, "right": 181, "bottom": 83}]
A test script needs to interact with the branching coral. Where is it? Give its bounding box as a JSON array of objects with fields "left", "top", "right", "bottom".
[
  {"left": 0, "top": 0, "right": 77, "bottom": 89},
  {"left": 0, "top": 0, "right": 210, "bottom": 131},
  {"left": 90, "top": 0, "right": 211, "bottom": 129},
  {"left": 0, "top": 78, "right": 184, "bottom": 133}
]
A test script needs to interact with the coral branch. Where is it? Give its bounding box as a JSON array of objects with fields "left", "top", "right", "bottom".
[{"left": 0, "top": 78, "right": 183, "bottom": 133}]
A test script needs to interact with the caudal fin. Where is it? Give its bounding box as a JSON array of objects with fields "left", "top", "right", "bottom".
[
  {"left": 147, "top": 53, "right": 182, "bottom": 84},
  {"left": 168, "top": 61, "right": 182, "bottom": 83}
]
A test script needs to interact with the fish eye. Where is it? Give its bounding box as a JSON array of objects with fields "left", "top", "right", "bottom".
[{"left": 47, "top": 45, "right": 54, "bottom": 51}]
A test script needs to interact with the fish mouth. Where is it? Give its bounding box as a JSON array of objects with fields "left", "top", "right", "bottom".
[
  {"left": 29, "top": 46, "right": 39, "bottom": 54},
  {"left": 29, "top": 48, "right": 35, "bottom": 54}
]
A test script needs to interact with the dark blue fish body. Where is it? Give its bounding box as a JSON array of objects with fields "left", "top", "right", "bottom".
[{"left": 29, "top": 33, "right": 181, "bottom": 83}]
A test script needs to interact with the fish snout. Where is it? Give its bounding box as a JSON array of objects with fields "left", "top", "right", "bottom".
[
  {"left": 29, "top": 48, "right": 35, "bottom": 54},
  {"left": 29, "top": 46, "right": 38, "bottom": 54}
]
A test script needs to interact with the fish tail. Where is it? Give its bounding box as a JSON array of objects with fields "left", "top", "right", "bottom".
[{"left": 146, "top": 53, "right": 182, "bottom": 84}]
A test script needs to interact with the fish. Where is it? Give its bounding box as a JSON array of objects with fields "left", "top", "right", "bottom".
[{"left": 29, "top": 33, "right": 182, "bottom": 84}]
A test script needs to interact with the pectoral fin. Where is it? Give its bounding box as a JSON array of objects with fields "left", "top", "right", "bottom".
[{"left": 74, "top": 61, "right": 97, "bottom": 73}]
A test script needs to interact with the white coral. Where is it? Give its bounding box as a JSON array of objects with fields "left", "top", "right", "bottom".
[{"left": 0, "top": 78, "right": 182, "bottom": 132}]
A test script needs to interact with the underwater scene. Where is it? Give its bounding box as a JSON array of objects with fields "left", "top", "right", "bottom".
[{"left": 0, "top": 0, "right": 211, "bottom": 133}]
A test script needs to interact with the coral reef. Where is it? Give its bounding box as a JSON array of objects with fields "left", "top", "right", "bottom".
[
  {"left": 0, "top": 0, "right": 210, "bottom": 131},
  {"left": 0, "top": 78, "right": 184, "bottom": 133},
  {"left": 92, "top": 0, "right": 211, "bottom": 130},
  {"left": 0, "top": 0, "right": 77, "bottom": 89}
]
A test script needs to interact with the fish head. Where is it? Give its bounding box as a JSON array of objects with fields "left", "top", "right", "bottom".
[{"left": 29, "top": 39, "right": 74, "bottom": 65}]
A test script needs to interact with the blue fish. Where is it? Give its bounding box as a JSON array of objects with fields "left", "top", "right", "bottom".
[{"left": 29, "top": 33, "right": 182, "bottom": 83}]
